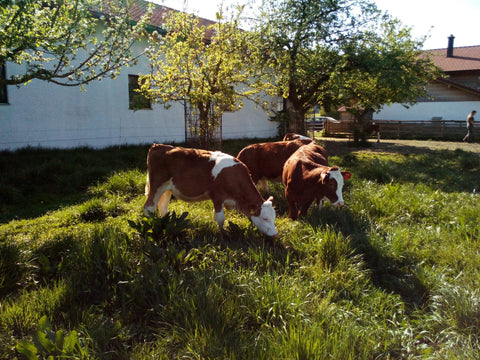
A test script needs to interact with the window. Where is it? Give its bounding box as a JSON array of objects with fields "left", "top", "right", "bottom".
[
  {"left": 0, "top": 64, "right": 8, "bottom": 104},
  {"left": 128, "top": 74, "right": 151, "bottom": 110}
]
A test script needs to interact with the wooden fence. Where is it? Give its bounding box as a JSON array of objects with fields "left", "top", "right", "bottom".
[{"left": 323, "top": 120, "right": 468, "bottom": 139}]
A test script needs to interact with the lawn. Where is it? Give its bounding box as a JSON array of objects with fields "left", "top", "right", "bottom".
[{"left": 1, "top": 138, "right": 479, "bottom": 359}]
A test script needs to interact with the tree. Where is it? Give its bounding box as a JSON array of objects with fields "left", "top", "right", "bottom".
[
  {"left": 0, "top": 0, "right": 151, "bottom": 87},
  {"left": 329, "top": 20, "right": 442, "bottom": 142},
  {"left": 255, "top": 0, "right": 440, "bottom": 136},
  {"left": 139, "top": 7, "right": 267, "bottom": 149}
]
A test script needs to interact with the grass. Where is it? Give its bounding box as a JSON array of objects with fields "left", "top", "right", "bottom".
[{"left": 1, "top": 139, "right": 480, "bottom": 359}]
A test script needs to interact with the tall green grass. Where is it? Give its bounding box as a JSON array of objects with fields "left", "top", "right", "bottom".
[{"left": 1, "top": 141, "right": 479, "bottom": 359}]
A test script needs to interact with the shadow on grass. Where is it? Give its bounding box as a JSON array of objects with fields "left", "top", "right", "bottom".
[
  {"left": 0, "top": 145, "right": 151, "bottom": 223},
  {"left": 0, "top": 139, "right": 275, "bottom": 224},
  {"left": 306, "top": 206, "right": 429, "bottom": 309}
]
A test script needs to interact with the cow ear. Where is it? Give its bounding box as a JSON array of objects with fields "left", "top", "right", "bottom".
[{"left": 342, "top": 171, "right": 352, "bottom": 180}]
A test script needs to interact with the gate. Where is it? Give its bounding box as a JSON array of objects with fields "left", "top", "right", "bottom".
[{"left": 184, "top": 101, "right": 222, "bottom": 150}]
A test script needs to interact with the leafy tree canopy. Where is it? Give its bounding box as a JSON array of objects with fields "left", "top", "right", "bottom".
[
  {"left": 139, "top": 6, "right": 271, "bottom": 148},
  {"left": 331, "top": 20, "right": 442, "bottom": 113},
  {"left": 0, "top": 0, "right": 151, "bottom": 86},
  {"left": 254, "top": 0, "right": 441, "bottom": 134}
]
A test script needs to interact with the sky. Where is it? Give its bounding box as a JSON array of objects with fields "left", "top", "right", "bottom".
[{"left": 152, "top": 0, "right": 480, "bottom": 50}]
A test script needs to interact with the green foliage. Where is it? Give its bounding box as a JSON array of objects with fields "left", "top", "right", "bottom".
[
  {"left": 129, "top": 211, "right": 191, "bottom": 243},
  {"left": 88, "top": 169, "right": 145, "bottom": 199},
  {"left": 0, "top": 0, "right": 151, "bottom": 86},
  {"left": 16, "top": 315, "right": 90, "bottom": 359},
  {"left": 140, "top": 8, "right": 272, "bottom": 148},
  {"left": 1, "top": 141, "right": 480, "bottom": 359},
  {"left": 0, "top": 242, "right": 36, "bottom": 297},
  {"left": 255, "top": 0, "right": 440, "bottom": 133}
]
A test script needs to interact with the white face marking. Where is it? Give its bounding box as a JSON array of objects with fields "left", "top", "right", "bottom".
[
  {"left": 251, "top": 199, "right": 277, "bottom": 236},
  {"left": 328, "top": 169, "right": 345, "bottom": 206},
  {"left": 296, "top": 135, "right": 312, "bottom": 140},
  {"left": 210, "top": 151, "right": 238, "bottom": 179}
]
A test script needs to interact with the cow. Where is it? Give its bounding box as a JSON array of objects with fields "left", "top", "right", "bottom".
[
  {"left": 368, "top": 122, "right": 380, "bottom": 143},
  {"left": 282, "top": 143, "right": 351, "bottom": 220},
  {"left": 283, "top": 133, "right": 312, "bottom": 141},
  {"left": 237, "top": 137, "right": 313, "bottom": 191},
  {"left": 144, "top": 144, "right": 277, "bottom": 237}
]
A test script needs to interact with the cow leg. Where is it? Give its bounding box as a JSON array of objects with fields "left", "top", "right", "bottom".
[
  {"left": 215, "top": 209, "right": 226, "bottom": 229},
  {"left": 299, "top": 199, "right": 313, "bottom": 218},
  {"left": 317, "top": 199, "right": 324, "bottom": 212},
  {"left": 212, "top": 200, "right": 226, "bottom": 229},
  {"left": 157, "top": 190, "right": 172, "bottom": 216},
  {"left": 258, "top": 178, "right": 269, "bottom": 192},
  {"left": 285, "top": 194, "right": 299, "bottom": 220}
]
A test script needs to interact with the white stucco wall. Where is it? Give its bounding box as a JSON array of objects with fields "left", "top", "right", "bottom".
[
  {"left": 223, "top": 99, "right": 277, "bottom": 139},
  {"left": 373, "top": 101, "right": 480, "bottom": 121}
]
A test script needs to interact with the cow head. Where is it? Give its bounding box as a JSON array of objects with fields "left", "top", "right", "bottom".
[
  {"left": 283, "top": 133, "right": 313, "bottom": 142},
  {"left": 250, "top": 196, "right": 277, "bottom": 237},
  {"left": 320, "top": 167, "right": 351, "bottom": 206}
]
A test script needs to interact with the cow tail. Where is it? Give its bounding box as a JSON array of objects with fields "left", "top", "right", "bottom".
[
  {"left": 145, "top": 173, "right": 150, "bottom": 197},
  {"left": 145, "top": 149, "right": 151, "bottom": 197}
]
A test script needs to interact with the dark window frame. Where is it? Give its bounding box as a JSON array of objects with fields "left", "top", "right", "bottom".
[
  {"left": 128, "top": 74, "right": 151, "bottom": 110},
  {"left": 0, "top": 64, "right": 8, "bottom": 104}
]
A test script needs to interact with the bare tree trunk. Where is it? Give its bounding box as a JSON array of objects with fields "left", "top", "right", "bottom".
[
  {"left": 198, "top": 105, "right": 210, "bottom": 149},
  {"left": 286, "top": 99, "right": 306, "bottom": 135}
]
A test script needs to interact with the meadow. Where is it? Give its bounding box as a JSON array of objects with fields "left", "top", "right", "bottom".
[{"left": 0, "top": 138, "right": 479, "bottom": 359}]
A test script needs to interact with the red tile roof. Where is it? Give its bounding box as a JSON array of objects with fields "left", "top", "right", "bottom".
[
  {"left": 97, "top": 0, "right": 216, "bottom": 33},
  {"left": 424, "top": 46, "right": 480, "bottom": 72},
  {"left": 127, "top": 0, "right": 216, "bottom": 29},
  {"left": 127, "top": 0, "right": 170, "bottom": 26}
]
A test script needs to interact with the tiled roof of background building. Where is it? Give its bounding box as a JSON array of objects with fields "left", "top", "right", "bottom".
[
  {"left": 425, "top": 45, "right": 480, "bottom": 72},
  {"left": 126, "top": 0, "right": 216, "bottom": 29},
  {"left": 95, "top": 0, "right": 216, "bottom": 35}
]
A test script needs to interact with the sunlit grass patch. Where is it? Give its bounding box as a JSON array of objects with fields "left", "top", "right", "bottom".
[{"left": 1, "top": 142, "right": 480, "bottom": 359}]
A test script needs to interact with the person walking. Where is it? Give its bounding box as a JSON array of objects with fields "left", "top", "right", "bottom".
[{"left": 463, "top": 110, "right": 476, "bottom": 142}]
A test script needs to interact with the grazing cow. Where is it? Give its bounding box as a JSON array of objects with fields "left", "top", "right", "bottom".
[
  {"left": 144, "top": 144, "right": 277, "bottom": 236},
  {"left": 283, "top": 133, "right": 312, "bottom": 141},
  {"left": 282, "top": 143, "right": 351, "bottom": 220},
  {"left": 368, "top": 122, "right": 380, "bottom": 143},
  {"left": 237, "top": 138, "right": 313, "bottom": 191}
]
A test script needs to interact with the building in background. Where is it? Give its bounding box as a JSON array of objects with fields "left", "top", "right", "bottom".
[
  {"left": 0, "top": 0, "right": 277, "bottom": 151},
  {"left": 374, "top": 35, "right": 480, "bottom": 122}
]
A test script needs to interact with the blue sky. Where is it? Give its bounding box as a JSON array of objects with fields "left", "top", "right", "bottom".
[{"left": 155, "top": 0, "right": 480, "bottom": 50}]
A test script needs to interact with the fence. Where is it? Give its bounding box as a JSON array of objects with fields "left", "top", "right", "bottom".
[
  {"left": 323, "top": 119, "right": 468, "bottom": 139},
  {"left": 306, "top": 121, "right": 324, "bottom": 132}
]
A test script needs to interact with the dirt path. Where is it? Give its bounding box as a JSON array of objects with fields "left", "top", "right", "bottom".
[{"left": 316, "top": 137, "right": 480, "bottom": 156}]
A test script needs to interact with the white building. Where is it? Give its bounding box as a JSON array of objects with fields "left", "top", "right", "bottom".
[
  {"left": 374, "top": 36, "right": 480, "bottom": 122},
  {"left": 0, "top": 1, "right": 277, "bottom": 151}
]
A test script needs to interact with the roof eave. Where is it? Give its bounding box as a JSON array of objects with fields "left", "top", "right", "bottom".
[{"left": 436, "top": 77, "right": 480, "bottom": 97}]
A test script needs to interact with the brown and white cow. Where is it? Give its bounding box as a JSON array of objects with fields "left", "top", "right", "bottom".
[
  {"left": 144, "top": 144, "right": 277, "bottom": 236},
  {"left": 282, "top": 143, "right": 351, "bottom": 220},
  {"left": 237, "top": 138, "right": 313, "bottom": 191}
]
